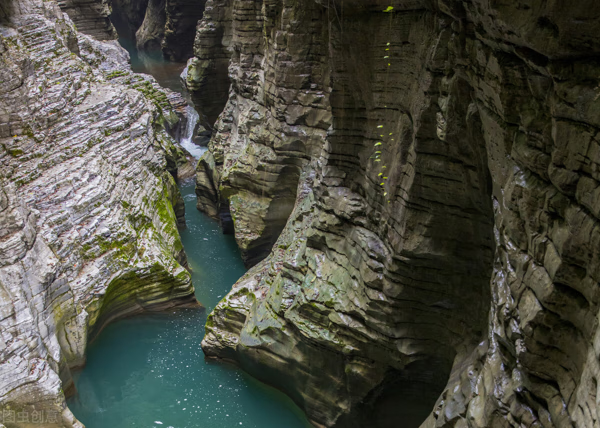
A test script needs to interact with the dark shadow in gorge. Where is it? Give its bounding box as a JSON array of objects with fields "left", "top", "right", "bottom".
[
  {"left": 0, "top": 0, "right": 15, "bottom": 22},
  {"left": 108, "top": 0, "right": 205, "bottom": 62},
  {"left": 322, "top": 8, "right": 496, "bottom": 426},
  {"left": 108, "top": 0, "right": 187, "bottom": 93},
  {"left": 339, "top": 359, "right": 452, "bottom": 428}
]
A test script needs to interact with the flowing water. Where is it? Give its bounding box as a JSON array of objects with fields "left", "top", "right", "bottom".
[
  {"left": 68, "top": 181, "right": 312, "bottom": 428},
  {"left": 67, "top": 30, "right": 311, "bottom": 427},
  {"left": 179, "top": 105, "right": 208, "bottom": 159}
]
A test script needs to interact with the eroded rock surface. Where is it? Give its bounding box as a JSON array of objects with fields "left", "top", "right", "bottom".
[
  {"left": 196, "top": 1, "right": 600, "bottom": 428},
  {"left": 184, "top": 0, "right": 232, "bottom": 131},
  {"left": 0, "top": 0, "right": 197, "bottom": 426}
]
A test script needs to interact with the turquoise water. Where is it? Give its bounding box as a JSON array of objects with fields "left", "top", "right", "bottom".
[{"left": 68, "top": 180, "right": 311, "bottom": 428}]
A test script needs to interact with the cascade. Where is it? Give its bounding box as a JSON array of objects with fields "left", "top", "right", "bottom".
[{"left": 179, "top": 105, "right": 207, "bottom": 159}]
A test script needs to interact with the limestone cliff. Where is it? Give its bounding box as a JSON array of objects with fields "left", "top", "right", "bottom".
[
  {"left": 193, "top": 1, "right": 600, "bottom": 427},
  {"left": 0, "top": 0, "right": 197, "bottom": 426}
]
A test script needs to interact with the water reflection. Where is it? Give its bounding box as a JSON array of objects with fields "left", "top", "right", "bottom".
[{"left": 110, "top": 19, "right": 186, "bottom": 93}]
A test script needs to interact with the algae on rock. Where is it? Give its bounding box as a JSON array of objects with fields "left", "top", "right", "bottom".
[{"left": 0, "top": 0, "right": 198, "bottom": 426}]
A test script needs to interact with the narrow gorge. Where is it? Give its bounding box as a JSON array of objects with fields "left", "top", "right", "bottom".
[{"left": 1, "top": 0, "right": 600, "bottom": 428}]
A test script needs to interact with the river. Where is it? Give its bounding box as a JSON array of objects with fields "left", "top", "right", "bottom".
[{"left": 67, "top": 37, "right": 311, "bottom": 428}]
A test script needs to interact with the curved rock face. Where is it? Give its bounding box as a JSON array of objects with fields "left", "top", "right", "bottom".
[
  {"left": 192, "top": 0, "right": 333, "bottom": 267},
  {"left": 59, "top": 0, "right": 206, "bottom": 61},
  {"left": 110, "top": 0, "right": 150, "bottom": 43},
  {"left": 161, "top": 0, "right": 206, "bottom": 61},
  {"left": 0, "top": 1, "right": 197, "bottom": 426},
  {"left": 184, "top": 0, "right": 232, "bottom": 131},
  {"left": 134, "top": 0, "right": 166, "bottom": 52},
  {"left": 197, "top": 1, "right": 600, "bottom": 427}
]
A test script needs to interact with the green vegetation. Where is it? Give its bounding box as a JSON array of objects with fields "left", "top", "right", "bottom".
[
  {"left": 105, "top": 70, "right": 128, "bottom": 80},
  {"left": 131, "top": 80, "right": 170, "bottom": 109},
  {"left": 370, "top": 4, "right": 395, "bottom": 203},
  {"left": 80, "top": 233, "right": 136, "bottom": 261},
  {"left": 7, "top": 148, "right": 24, "bottom": 157}
]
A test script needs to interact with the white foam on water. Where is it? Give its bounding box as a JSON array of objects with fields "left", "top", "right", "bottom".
[{"left": 179, "top": 105, "right": 208, "bottom": 159}]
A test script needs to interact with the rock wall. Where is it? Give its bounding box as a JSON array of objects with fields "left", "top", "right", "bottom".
[
  {"left": 0, "top": 0, "right": 197, "bottom": 426},
  {"left": 162, "top": 0, "right": 206, "bottom": 61},
  {"left": 56, "top": 0, "right": 117, "bottom": 41},
  {"left": 194, "top": 1, "right": 600, "bottom": 427},
  {"left": 191, "top": 0, "right": 333, "bottom": 266},
  {"left": 185, "top": 0, "right": 232, "bottom": 131},
  {"left": 103, "top": 0, "right": 206, "bottom": 62},
  {"left": 134, "top": 0, "right": 165, "bottom": 52},
  {"left": 57, "top": 0, "right": 205, "bottom": 61}
]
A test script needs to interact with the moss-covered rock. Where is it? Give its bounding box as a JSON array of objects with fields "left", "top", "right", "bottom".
[{"left": 0, "top": 3, "right": 198, "bottom": 426}]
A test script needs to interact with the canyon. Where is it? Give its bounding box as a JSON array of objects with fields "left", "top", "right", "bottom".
[{"left": 1, "top": 0, "right": 600, "bottom": 427}]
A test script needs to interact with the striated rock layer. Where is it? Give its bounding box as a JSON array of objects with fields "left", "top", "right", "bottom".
[
  {"left": 0, "top": 0, "right": 198, "bottom": 426},
  {"left": 56, "top": 0, "right": 117, "bottom": 41},
  {"left": 185, "top": 0, "right": 232, "bottom": 131},
  {"left": 195, "top": 1, "right": 600, "bottom": 427}
]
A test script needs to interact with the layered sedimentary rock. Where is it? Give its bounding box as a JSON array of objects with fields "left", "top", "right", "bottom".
[
  {"left": 161, "top": 0, "right": 206, "bottom": 61},
  {"left": 0, "top": 1, "right": 197, "bottom": 426},
  {"left": 56, "top": 0, "right": 117, "bottom": 41},
  {"left": 191, "top": 0, "right": 333, "bottom": 266},
  {"left": 60, "top": 0, "right": 206, "bottom": 61},
  {"left": 185, "top": 0, "right": 232, "bottom": 130},
  {"left": 195, "top": 1, "right": 600, "bottom": 427}
]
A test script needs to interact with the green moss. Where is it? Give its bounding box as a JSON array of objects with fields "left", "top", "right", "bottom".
[
  {"left": 131, "top": 80, "right": 170, "bottom": 110},
  {"left": 154, "top": 188, "right": 184, "bottom": 253},
  {"left": 22, "top": 124, "right": 35, "bottom": 138},
  {"left": 205, "top": 315, "right": 215, "bottom": 328},
  {"left": 175, "top": 269, "right": 191, "bottom": 282},
  {"left": 80, "top": 233, "right": 136, "bottom": 261},
  {"left": 105, "top": 70, "right": 128, "bottom": 80},
  {"left": 127, "top": 211, "right": 153, "bottom": 233}
]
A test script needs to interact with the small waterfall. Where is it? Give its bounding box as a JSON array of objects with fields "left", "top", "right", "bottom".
[{"left": 179, "top": 105, "right": 207, "bottom": 159}]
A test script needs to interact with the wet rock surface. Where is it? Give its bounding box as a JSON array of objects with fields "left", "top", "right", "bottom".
[
  {"left": 0, "top": 0, "right": 197, "bottom": 425},
  {"left": 195, "top": 1, "right": 600, "bottom": 427}
]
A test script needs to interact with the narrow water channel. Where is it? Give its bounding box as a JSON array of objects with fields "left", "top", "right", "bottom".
[{"left": 68, "top": 181, "right": 312, "bottom": 428}]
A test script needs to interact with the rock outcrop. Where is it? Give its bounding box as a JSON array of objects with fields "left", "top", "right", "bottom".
[
  {"left": 134, "top": 0, "right": 166, "bottom": 52},
  {"left": 195, "top": 1, "right": 600, "bottom": 428},
  {"left": 109, "top": 0, "right": 148, "bottom": 42},
  {"left": 184, "top": 0, "right": 232, "bottom": 131},
  {"left": 59, "top": 0, "right": 206, "bottom": 61},
  {"left": 0, "top": 0, "right": 197, "bottom": 426}
]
